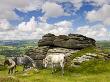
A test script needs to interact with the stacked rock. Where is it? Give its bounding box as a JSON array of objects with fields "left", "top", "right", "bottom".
[{"left": 38, "top": 33, "right": 96, "bottom": 49}]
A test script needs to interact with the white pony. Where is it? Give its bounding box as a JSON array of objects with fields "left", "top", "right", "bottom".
[{"left": 43, "top": 53, "right": 65, "bottom": 75}]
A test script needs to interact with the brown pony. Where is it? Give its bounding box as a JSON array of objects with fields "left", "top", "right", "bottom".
[{"left": 4, "top": 59, "right": 16, "bottom": 74}]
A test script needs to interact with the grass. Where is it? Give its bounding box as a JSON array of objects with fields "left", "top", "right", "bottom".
[
  {"left": 0, "top": 69, "right": 110, "bottom": 82},
  {"left": 70, "top": 46, "right": 96, "bottom": 59}
]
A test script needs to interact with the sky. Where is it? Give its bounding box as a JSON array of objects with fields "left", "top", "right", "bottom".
[{"left": 0, "top": 0, "right": 110, "bottom": 40}]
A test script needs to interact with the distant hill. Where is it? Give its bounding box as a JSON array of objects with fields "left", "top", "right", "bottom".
[
  {"left": 0, "top": 40, "right": 38, "bottom": 47},
  {"left": 96, "top": 40, "right": 110, "bottom": 49}
]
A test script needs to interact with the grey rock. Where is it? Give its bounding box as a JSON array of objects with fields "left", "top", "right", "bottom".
[
  {"left": 47, "top": 48, "right": 79, "bottom": 56},
  {"left": 38, "top": 33, "right": 56, "bottom": 46},
  {"left": 25, "top": 46, "right": 49, "bottom": 68},
  {"left": 72, "top": 53, "right": 98, "bottom": 66},
  {"left": 38, "top": 33, "right": 96, "bottom": 49}
]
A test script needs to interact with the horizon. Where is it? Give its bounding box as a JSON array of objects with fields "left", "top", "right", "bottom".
[{"left": 0, "top": 0, "right": 110, "bottom": 40}]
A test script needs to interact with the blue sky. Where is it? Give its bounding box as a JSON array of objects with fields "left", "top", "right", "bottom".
[{"left": 0, "top": 0, "right": 110, "bottom": 40}]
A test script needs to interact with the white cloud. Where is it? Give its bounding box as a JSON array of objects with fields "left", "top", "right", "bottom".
[
  {"left": 42, "top": 2, "right": 69, "bottom": 21},
  {"left": 0, "top": 0, "right": 25, "bottom": 20},
  {"left": 0, "top": 0, "right": 70, "bottom": 20},
  {"left": 0, "top": 0, "right": 45, "bottom": 20},
  {"left": 16, "top": 0, "right": 44, "bottom": 12},
  {"left": 0, "top": 0, "right": 110, "bottom": 40},
  {"left": 0, "top": 17, "right": 73, "bottom": 40},
  {"left": 18, "top": 17, "right": 37, "bottom": 32},
  {"left": 0, "top": 19, "right": 12, "bottom": 30},
  {"left": 70, "top": 0, "right": 83, "bottom": 10},
  {"left": 47, "top": 0, "right": 83, "bottom": 10},
  {"left": 76, "top": 24, "right": 110, "bottom": 40},
  {"left": 35, "top": 20, "right": 73, "bottom": 36},
  {"left": 1, "top": 0, "right": 109, "bottom": 20},
  {"left": 47, "top": 0, "right": 110, "bottom": 10},
  {"left": 85, "top": 0, "right": 109, "bottom": 6},
  {"left": 86, "top": 4, "right": 110, "bottom": 26}
]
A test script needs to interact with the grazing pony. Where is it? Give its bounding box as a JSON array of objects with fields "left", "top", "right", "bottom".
[
  {"left": 4, "top": 58, "right": 16, "bottom": 74},
  {"left": 43, "top": 54, "right": 65, "bottom": 75},
  {"left": 14, "top": 55, "right": 36, "bottom": 71}
]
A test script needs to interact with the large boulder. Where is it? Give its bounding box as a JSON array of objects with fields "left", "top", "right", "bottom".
[
  {"left": 38, "top": 33, "right": 96, "bottom": 49},
  {"left": 47, "top": 48, "right": 79, "bottom": 56},
  {"left": 38, "top": 33, "right": 56, "bottom": 46},
  {"left": 25, "top": 46, "right": 49, "bottom": 68}
]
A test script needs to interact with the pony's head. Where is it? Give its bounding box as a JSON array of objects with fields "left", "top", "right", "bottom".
[
  {"left": 32, "top": 62, "right": 36, "bottom": 68},
  {"left": 4, "top": 59, "right": 11, "bottom": 66},
  {"left": 43, "top": 58, "right": 48, "bottom": 68}
]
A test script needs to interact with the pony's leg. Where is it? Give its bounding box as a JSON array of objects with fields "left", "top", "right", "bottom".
[
  {"left": 8, "top": 69, "right": 10, "bottom": 74},
  {"left": 11, "top": 68, "right": 13, "bottom": 74},
  {"left": 23, "top": 65, "right": 25, "bottom": 71},
  {"left": 62, "top": 66, "right": 64, "bottom": 76},
  {"left": 54, "top": 64, "right": 56, "bottom": 72},
  {"left": 51, "top": 63, "right": 54, "bottom": 74},
  {"left": 12, "top": 67, "right": 15, "bottom": 74},
  {"left": 14, "top": 65, "right": 16, "bottom": 73},
  {"left": 23, "top": 65, "right": 28, "bottom": 71},
  {"left": 60, "top": 62, "right": 64, "bottom": 75}
]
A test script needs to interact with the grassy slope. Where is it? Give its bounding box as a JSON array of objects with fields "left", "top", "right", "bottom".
[{"left": 1, "top": 65, "right": 110, "bottom": 82}]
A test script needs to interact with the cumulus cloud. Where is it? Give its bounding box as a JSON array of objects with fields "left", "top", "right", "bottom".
[
  {"left": 85, "top": 0, "right": 110, "bottom": 6},
  {"left": 33, "top": 20, "right": 73, "bottom": 37},
  {"left": 76, "top": 24, "right": 110, "bottom": 40},
  {"left": 0, "top": 0, "right": 69, "bottom": 20},
  {"left": 41, "top": 2, "right": 69, "bottom": 21},
  {"left": 47, "top": 0, "right": 110, "bottom": 10},
  {"left": 0, "top": 19, "right": 12, "bottom": 30},
  {"left": 47, "top": 0, "right": 83, "bottom": 10},
  {"left": 0, "top": 0, "right": 45, "bottom": 20},
  {"left": 0, "top": 16, "right": 73, "bottom": 40},
  {"left": 1, "top": 0, "right": 109, "bottom": 20},
  {"left": 0, "top": 0, "right": 72, "bottom": 20},
  {"left": 0, "top": 0, "right": 110, "bottom": 40},
  {"left": 86, "top": 4, "right": 110, "bottom": 26},
  {"left": 36, "top": 20, "right": 73, "bottom": 35},
  {"left": 18, "top": 17, "right": 37, "bottom": 32}
]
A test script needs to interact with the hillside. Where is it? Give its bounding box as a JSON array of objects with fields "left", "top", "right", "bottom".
[
  {"left": 0, "top": 40, "right": 38, "bottom": 47},
  {"left": 0, "top": 40, "right": 38, "bottom": 57},
  {"left": 96, "top": 41, "right": 110, "bottom": 49}
]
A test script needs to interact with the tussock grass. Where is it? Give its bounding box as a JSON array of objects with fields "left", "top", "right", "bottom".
[
  {"left": 68, "top": 60, "right": 110, "bottom": 74},
  {"left": 70, "top": 46, "right": 96, "bottom": 59}
]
